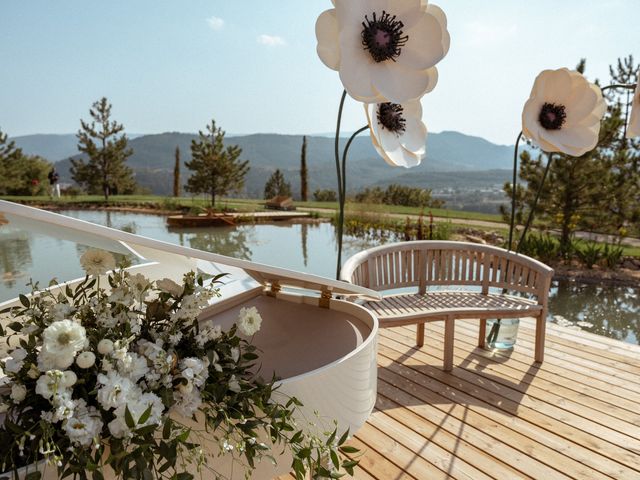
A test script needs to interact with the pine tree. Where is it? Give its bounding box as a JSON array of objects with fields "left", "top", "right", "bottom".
[
  {"left": 70, "top": 97, "right": 135, "bottom": 200},
  {"left": 185, "top": 120, "right": 249, "bottom": 207},
  {"left": 0, "top": 128, "right": 23, "bottom": 194},
  {"left": 264, "top": 169, "right": 292, "bottom": 199},
  {"left": 173, "top": 146, "right": 181, "bottom": 197},
  {"left": 300, "top": 135, "right": 308, "bottom": 201}
]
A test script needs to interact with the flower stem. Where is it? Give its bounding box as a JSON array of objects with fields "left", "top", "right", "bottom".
[
  {"left": 333, "top": 90, "right": 368, "bottom": 280},
  {"left": 516, "top": 153, "right": 554, "bottom": 253},
  {"left": 508, "top": 131, "right": 524, "bottom": 252},
  {"left": 600, "top": 83, "right": 635, "bottom": 93}
]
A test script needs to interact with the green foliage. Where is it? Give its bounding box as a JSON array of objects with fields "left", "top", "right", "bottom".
[
  {"left": 0, "top": 128, "right": 53, "bottom": 196},
  {"left": 602, "top": 243, "right": 624, "bottom": 269},
  {"left": 70, "top": 97, "right": 136, "bottom": 200},
  {"left": 517, "top": 233, "right": 560, "bottom": 264},
  {"left": 185, "top": 120, "right": 249, "bottom": 207},
  {"left": 300, "top": 135, "right": 308, "bottom": 202},
  {"left": 313, "top": 189, "right": 337, "bottom": 202},
  {"left": 355, "top": 184, "right": 444, "bottom": 208},
  {"left": 0, "top": 267, "right": 357, "bottom": 479},
  {"left": 576, "top": 241, "right": 603, "bottom": 269},
  {"left": 264, "top": 169, "right": 292, "bottom": 199}
]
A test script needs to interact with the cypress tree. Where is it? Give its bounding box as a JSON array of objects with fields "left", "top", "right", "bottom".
[
  {"left": 173, "top": 146, "right": 181, "bottom": 197},
  {"left": 300, "top": 135, "right": 308, "bottom": 201}
]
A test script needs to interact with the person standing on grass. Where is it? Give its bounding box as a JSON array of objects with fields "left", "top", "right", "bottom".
[{"left": 48, "top": 167, "right": 60, "bottom": 198}]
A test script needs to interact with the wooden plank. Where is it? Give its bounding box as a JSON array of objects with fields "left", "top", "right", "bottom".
[
  {"left": 408, "top": 323, "right": 640, "bottom": 420},
  {"left": 383, "top": 327, "right": 640, "bottom": 438},
  {"left": 375, "top": 343, "right": 640, "bottom": 479},
  {"left": 438, "top": 320, "right": 640, "bottom": 406},
  {"left": 369, "top": 407, "right": 498, "bottom": 480},
  {"left": 348, "top": 435, "right": 417, "bottom": 480}
]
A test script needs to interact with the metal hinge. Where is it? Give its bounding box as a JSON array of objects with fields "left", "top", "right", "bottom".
[
  {"left": 319, "top": 287, "right": 332, "bottom": 308},
  {"left": 265, "top": 281, "right": 281, "bottom": 297}
]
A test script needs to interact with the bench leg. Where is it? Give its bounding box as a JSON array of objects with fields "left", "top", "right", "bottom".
[
  {"left": 443, "top": 317, "right": 455, "bottom": 372},
  {"left": 535, "top": 313, "right": 546, "bottom": 363},
  {"left": 478, "top": 318, "right": 487, "bottom": 348},
  {"left": 416, "top": 323, "right": 425, "bottom": 348}
]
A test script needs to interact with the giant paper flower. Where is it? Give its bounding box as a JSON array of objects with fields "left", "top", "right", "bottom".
[
  {"left": 627, "top": 77, "right": 640, "bottom": 138},
  {"left": 316, "top": 0, "right": 450, "bottom": 104},
  {"left": 365, "top": 99, "right": 427, "bottom": 168},
  {"left": 522, "top": 68, "right": 606, "bottom": 157}
]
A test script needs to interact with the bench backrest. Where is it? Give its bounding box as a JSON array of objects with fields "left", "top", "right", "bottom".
[{"left": 341, "top": 241, "right": 554, "bottom": 301}]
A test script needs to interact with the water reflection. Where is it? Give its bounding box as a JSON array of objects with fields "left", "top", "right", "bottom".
[
  {"left": 549, "top": 280, "right": 640, "bottom": 344},
  {"left": 0, "top": 209, "right": 638, "bottom": 346},
  {"left": 0, "top": 233, "right": 31, "bottom": 287},
  {"left": 172, "top": 227, "right": 253, "bottom": 260}
]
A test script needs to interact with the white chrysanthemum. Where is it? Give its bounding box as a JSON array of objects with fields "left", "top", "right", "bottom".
[
  {"left": 237, "top": 306, "right": 263, "bottom": 336},
  {"left": 627, "top": 78, "right": 640, "bottom": 138},
  {"left": 97, "top": 339, "right": 114, "bottom": 355},
  {"left": 316, "top": 0, "right": 450, "bottom": 103},
  {"left": 96, "top": 370, "right": 137, "bottom": 410},
  {"left": 156, "top": 278, "right": 183, "bottom": 297},
  {"left": 63, "top": 399, "right": 103, "bottom": 447},
  {"left": 76, "top": 351, "right": 96, "bottom": 369},
  {"left": 10, "top": 383, "right": 27, "bottom": 403},
  {"left": 365, "top": 99, "right": 427, "bottom": 168},
  {"left": 5, "top": 348, "right": 28, "bottom": 374},
  {"left": 522, "top": 68, "right": 606, "bottom": 157},
  {"left": 80, "top": 249, "right": 116, "bottom": 276}
]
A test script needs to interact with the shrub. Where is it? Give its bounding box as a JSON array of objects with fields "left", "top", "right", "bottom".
[
  {"left": 313, "top": 188, "right": 337, "bottom": 202},
  {"left": 601, "top": 243, "right": 624, "bottom": 269},
  {"left": 517, "top": 233, "right": 559, "bottom": 264},
  {"left": 576, "top": 241, "right": 603, "bottom": 269}
]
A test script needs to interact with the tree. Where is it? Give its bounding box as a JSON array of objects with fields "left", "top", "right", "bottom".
[
  {"left": 300, "top": 135, "right": 308, "bottom": 201},
  {"left": 173, "top": 146, "right": 181, "bottom": 197},
  {"left": 0, "top": 127, "right": 52, "bottom": 195},
  {"left": 0, "top": 128, "right": 26, "bottom": 194},
  {"left": 503, "top": 57, "right": 639, "bottom": 257},
  {"left": 71, "top": 97, "right": 136, "bottom": 200},
  {"left": 313, "top": 189, "right": 337, "bottom": 202},
  {"left": 264, "top": 169, "right": 292, "bottom": 199},
  {"left": 185, "top": 120, "right": 249, "bottom": 207}
]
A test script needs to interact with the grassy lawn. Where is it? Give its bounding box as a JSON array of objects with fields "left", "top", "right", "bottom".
[{"left": 0, "top": 195, "right": 505, "bottom": 222}]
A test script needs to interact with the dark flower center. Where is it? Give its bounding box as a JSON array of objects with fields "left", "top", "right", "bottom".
[
  {"left": 361, "top": 11, "right": 408, "bottom": 63},
  {"left": 377, "top": 103, "right": 406, "bottom": 135},
  {"left": 538, "top": 102, "right": 567, "bottom": 130}
]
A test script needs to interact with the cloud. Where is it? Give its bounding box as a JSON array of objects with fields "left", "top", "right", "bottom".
[
  {"left": 257, "top": 34, "right": 286, "bottom": 47},
  {"left": 206, "top": 16, "right": 224, "bottom": 31}
]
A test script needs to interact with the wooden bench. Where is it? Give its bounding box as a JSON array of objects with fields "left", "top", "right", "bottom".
[{"left": 340, "top": 241, "right": 554, "bottom": 371}]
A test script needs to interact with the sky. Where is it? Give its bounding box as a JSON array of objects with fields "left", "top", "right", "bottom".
[{"left": 1, "top": 0, "right": 638, "bottom": 145}]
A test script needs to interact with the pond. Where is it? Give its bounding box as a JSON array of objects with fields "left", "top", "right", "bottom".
[{"left": 1, "top": 210, "right": 638, "bottom": 345}]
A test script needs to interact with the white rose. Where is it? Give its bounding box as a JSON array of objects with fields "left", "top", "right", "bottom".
[
  {"left": 5, "top": 348, "right": 28, "bottom": 374},
  {"left": 62, "top": 370, "right": 78, "bottom": 387},
  {"left": 10, "top": 384, "right": 27, "bottom": 403},
  {"left": 97, "top": 339, "right": 114, "bottom": 355},
  {"left": 76, "top": 352, "right": 96, "bottom": 369},
  {"left": 236, "top": 306, "right": 263, "bottom": 337}
]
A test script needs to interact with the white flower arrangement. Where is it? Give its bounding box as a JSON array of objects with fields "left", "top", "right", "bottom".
[{"left": 0, "top": 250, "right": 357, "bottom": 479}]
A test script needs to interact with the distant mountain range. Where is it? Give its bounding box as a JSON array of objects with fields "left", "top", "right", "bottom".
[{"left": 10, "top": 131, "right": 516, "bottom": 197}]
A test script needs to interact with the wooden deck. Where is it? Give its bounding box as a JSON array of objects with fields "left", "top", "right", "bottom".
[{"left": 279, "top": 317, "right": 640, "bottom": 479}]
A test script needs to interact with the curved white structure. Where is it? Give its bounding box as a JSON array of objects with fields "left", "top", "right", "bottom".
[{"left": 0, "top": 200, "right": 380, "bottom": 480}]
